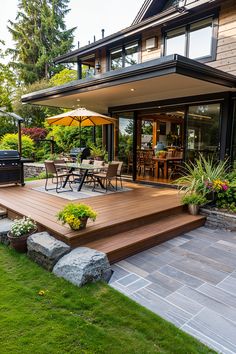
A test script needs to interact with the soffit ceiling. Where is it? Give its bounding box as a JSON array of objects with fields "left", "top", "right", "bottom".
[{"left": 26, "top": 73, "right": 235, "bottom": 114}]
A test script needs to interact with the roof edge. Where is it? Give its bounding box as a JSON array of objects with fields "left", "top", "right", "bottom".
[{"left": 22, "top": 55, "right": 236, "bottom": 104}]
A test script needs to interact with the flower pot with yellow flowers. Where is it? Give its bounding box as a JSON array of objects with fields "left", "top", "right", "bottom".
[{"left": 57, "top": 203, "right": 97, "bottom": 231}]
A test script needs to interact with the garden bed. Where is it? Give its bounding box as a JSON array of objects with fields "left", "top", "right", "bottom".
[{"left": 200, "top": 206, "right": 236, "bottom": 231}]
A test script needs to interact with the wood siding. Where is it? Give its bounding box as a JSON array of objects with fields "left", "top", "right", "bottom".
[
  {"left": 94, "top": 0, "right": 236, "bottom": 76},
  {"left": 141, "top": 28, "right": 162, "bottom": 62},
  {"left": 205, "top": 0, "right": 236, "bottom": 75}
]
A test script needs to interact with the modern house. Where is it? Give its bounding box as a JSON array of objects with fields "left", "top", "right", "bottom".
[{"left": 22, "top": 0, "right": 236, "bottom": 183}]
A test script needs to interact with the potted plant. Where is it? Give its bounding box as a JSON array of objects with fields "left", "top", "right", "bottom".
[
  {"left": 181, "top": 193, "right": 207, "bottom": 215},
  {"left": 57, "top": 203, "right": 97, "bottom": 231},
  {"left": 89, "top": 143, "right": 107, "bottom": 161},
  {"left": 156, "top": 150, "right": 167, "bottom": 158},
  {"left": 7, "top": 217, "right": 37, "bottom": 253}
]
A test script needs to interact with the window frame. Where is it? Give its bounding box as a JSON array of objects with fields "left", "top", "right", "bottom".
[
  {"left": 109, "top": 41, "right": 141, "bottom": 71},
  {"left": 163, "top": 16, "right": 218, "bottom": 63}
]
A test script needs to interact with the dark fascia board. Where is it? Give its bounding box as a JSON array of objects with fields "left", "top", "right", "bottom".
[{"left": 22, "top": 55, "right": 236, "bottom": 104}]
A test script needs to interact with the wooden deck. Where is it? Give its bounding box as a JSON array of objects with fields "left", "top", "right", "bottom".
[{"left": 0, "top": 180, "right": 205, "bottom": 263}]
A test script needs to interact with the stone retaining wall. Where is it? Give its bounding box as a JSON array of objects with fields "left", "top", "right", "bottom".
[
  {"left": 24, "top": 163, "right": 45, "bottom": 178},
  {"left": 200, "top": 208, "right": 236, "bottom": 231}
]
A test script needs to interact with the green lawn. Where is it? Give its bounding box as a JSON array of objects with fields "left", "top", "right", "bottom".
[{"left": 0, "top": 245, "right": 215, "bottom": 354}]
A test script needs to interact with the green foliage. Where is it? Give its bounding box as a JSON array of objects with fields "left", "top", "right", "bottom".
[
  {"left": 0, "top": 245, "right": 214, "bottom": 354},
  {"left": 10, "top": 217, "right": 37, "bottom": 238},
  {"left": 216, "top": 182, "right": 236, "bottom": 213},
  {"left": 47, "top": 126, "right": 94, "bottom": 153},
  {"left": 0, "top": 41, "right": 17, "bottom": 111},
  {"left": 0, "top": 117, "right": 17, "bottom": 138},
  {"left": 57, "top": 203, "right": 97, "bottom": 230},
  {"left": 175, "top": 154, "right": 228, "bottom": 195},
  {"left": 12, "top": 80, "right": 63, "bottom": 127},
  {"left": 8, "top": 0, "right": 76, "bottom": 84},
  {"left": 49, "top": 68, "right": 77, "bottom": 86},
  {"left": 0, "top": 133, "right": 35, "bottom": 158},
  {"left": 89, "top": 143, "right": 107, "bottom": 159},
  {"left": 182, "top": 193, "right": 207, "bottom": 206}
]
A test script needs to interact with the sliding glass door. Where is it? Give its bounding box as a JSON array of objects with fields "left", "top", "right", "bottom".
[{"left": 186, "top": 103, "right": 221, "bottom": 161}]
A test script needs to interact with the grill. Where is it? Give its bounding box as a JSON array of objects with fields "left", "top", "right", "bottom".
[{"left": 0, "top": 150, "right": 25, "bottom": 186}]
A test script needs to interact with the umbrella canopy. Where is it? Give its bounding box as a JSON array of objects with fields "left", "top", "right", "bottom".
[{"left": 46, "top": 107, "right": 117, "bottom": 126}]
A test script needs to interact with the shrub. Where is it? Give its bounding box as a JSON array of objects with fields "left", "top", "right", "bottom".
[
  {"left": 21, "top": 127, "right": 48, "bottom": 142},
  {"left": 0, "top": 133, "right": 35, "bottom": 158},
  {"left": 216, "top": 183, "right": 236, "bottom": 213},
  {"left": 175, "top": 154, "right": 228, "bottom": 195},
  {"left": 181, "top": 193, "right": 207, "bottom": 206}
]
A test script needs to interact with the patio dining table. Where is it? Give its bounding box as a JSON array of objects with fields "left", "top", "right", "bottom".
[{"left": 58, "top": 163, "right": 106, "bottom": 191}]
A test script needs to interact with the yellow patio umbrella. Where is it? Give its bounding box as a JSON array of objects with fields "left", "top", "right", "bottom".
[{"left": 46, "top": 107, "right": 117, "bottom": 147}]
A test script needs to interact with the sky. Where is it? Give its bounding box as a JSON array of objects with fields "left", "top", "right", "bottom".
[{"left": 0, "top": 0, "right": 144, "bottom": 54}]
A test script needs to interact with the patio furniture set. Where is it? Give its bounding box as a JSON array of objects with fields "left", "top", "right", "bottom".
[{"left": 44, "top": 159, "right": 123, "bottom": 194}]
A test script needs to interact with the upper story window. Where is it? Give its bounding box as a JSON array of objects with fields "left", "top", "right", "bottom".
[
  {"left": 164, "top": 18, "right": 216, "bottom": 61},
  {"left": 110, "top": 43, "right": 139, "bottom": 70}
]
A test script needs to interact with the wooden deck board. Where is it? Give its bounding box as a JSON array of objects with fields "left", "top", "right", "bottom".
[{"left": 0, "top": 180, "right": 204, "bottom": 259}]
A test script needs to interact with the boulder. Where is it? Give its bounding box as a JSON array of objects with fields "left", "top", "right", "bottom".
[
  {"left": 27, "top": 232, "right": 70, "bottom": 271},
  {"left": 0, "top": 218, "right": 14, "bottom": 245},
  {"left": 53, "top": 247, "right": 112, "bottom": 287}
]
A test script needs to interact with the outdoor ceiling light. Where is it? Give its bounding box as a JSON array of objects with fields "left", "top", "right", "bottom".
[{"left": 175, "top": 0, "right": 187, "bottom": 13}]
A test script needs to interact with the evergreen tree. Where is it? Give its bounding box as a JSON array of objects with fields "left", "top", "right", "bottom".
[
  {"left": 8, "top": 0, "right": 76, "bottom": 84},
  {"left": 0, "top": 40, "right": 17, "bottom": 111}
]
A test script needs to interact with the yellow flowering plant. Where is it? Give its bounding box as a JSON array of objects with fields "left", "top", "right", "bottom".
[{"left": 57, "top": 203, "right": 97, "bottom": 230}]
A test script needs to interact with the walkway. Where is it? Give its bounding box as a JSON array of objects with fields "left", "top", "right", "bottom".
[{"left": 109, "top": 226, "right": 236, "bottom": 354}]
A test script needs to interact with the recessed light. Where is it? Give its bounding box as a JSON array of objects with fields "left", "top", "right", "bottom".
[
  {"left": 130, "top": 88, "right": 135, "bottom": 92},
  {"left": 76, "top": 98, "right": 81, "bottom": 102}
]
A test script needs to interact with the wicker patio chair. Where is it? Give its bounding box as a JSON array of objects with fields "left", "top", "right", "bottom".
[
  {"left": 92, "top": 162, "right": 119, "bottom": 192},
  {"left": 44, "top": 160, "right": 74, "bottom": 193}
]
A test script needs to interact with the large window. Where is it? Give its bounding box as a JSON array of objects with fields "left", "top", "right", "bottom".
[
  {"left": 110, "top": 43, "right": 139, "bottom": 70},
  {"left": 165, "top": 18, "right": 215, "bottom": 61}
]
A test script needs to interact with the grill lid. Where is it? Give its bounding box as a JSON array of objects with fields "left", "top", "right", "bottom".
[{"left": 0, "top": 150, "right": 20, "bottom": 159}]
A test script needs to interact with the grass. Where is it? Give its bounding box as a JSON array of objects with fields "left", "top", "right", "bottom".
[{"left": 0, "top": 245, "right": 215, "bottom": 354}]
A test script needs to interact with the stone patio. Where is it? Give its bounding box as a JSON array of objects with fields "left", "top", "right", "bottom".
[{"left": 109, "top": 226, "right": 236, "bottom": 354}]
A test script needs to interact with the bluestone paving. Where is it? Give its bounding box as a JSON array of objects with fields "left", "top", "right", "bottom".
[{"left": 109, "top": 226, "right": 236, "bottom": 353}]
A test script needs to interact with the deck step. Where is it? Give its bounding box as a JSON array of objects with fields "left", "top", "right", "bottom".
[
  {"left": 0, "top": 208, "right": 7, "bottom": 219},
  {"left": 84, "top": 213, "right": 205, "bottom": 263}
]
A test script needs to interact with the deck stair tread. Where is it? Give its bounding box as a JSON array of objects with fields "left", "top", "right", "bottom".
[{"left": 84, "top": 213, "right": 205, "bottom": 262}]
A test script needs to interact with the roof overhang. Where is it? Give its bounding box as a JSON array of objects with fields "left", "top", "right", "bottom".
[{"left": 22, "top": 55, "right": 236, "bottom": 113}]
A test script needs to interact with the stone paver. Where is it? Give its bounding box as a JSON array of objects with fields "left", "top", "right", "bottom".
[{"left": 109, "top": 226, "right": 236, "bottom": 354}]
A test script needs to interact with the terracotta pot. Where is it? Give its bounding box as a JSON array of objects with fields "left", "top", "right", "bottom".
[
  {"left": 7, "top": 228, "right": 37, "bottom": 253},
  {"left": 188, "top": 204, "right": 199, "bottom": 216}
]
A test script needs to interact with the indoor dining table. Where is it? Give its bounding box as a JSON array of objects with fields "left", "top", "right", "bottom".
[{"left": 152, "top": 156, "right": 183, "bottom": 179}]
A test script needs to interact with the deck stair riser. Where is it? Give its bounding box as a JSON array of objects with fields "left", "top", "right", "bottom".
[
  {"left": 85, "top": 214, "right": 205, "bottom": 263},
  {"left": 68, "top": 205, "right": 184, "bottom": 247}
]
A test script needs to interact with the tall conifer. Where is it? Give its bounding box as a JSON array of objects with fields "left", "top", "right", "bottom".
[{"left": 8, "top": 0, "right": 76, "bottom": 84}]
